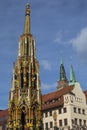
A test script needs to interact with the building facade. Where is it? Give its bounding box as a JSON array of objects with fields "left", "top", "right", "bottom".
[
  {"left": 42, "top": 61, "right": 87, "bottom": 130},
  {"left": 42, "top": 83, "right": 87, "bottom": 130}
]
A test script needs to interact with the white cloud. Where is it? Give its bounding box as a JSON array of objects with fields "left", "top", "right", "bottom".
[
  {"left": 54, "top": 30, "right": 69, "bottom": 44},
  {"left": 54, "top": 31, "right": 62, "bottom": 44},
  {"left": 41, "top": 83, "right": 51, "bottom": 90},
  {"left": 54, "top": 36, "right": 61, "bottom": 44},
  {"left": 41, "top": 82, "right": 57, "bottom": 93},
  {"left": 40, "top": 60, "right": 51, "bottom": 70},
  {"left": 70, "top": 27, "right": 87, "bottom": 55}
]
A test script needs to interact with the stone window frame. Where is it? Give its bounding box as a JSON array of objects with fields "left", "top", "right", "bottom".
[
  {"left": 64, "top": 118, "right": 68, "bottom": 126},
  {"left": 59, "top": 119, "right": 62, "bottom": 126},
  {"left": 63, "top": 107, "right": 67, "bottom": 113}
]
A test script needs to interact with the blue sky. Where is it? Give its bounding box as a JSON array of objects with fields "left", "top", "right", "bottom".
[{"left": 0, "top": 0, "right": 87, "bottom": 109}]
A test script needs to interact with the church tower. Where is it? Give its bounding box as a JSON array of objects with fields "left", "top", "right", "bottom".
[
  {"left": 57, "top": 58, "right": 68, "bottom": 90},
  {"left": 7, "top": 4, "right": 42, "bottom": 130}
]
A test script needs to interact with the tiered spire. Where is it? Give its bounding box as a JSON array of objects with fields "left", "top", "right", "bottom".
[
  {"left": 18, "top": 4, "right": 36, "bottom": 58},
  {"left": 69, "top": 64, "right": 76, "bottom": 85},
  {"left": 7, "top": 4, "right": 42, "bottom": 130}
]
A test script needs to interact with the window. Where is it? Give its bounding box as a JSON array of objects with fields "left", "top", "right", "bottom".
[
  {"left": 59, "top": 120, "right": 62, "bottom": 126},
  {"left": 73, "top": 107, "right": 76, "bottom": 113},
  {"left": 79, "top": 119, "right": 82, "bottom": 126},
  {"left": 59, "top": 108, "right": 62, "bottom": 114},
  {"left": 45, "top": 112, "right": 48, "bottom": 117},
  {"left": 45, "top": 123, "right": 48, "bottom": 129},
  {"left": 72, "top": 119, "right": 74, "bottom": 125},
  {"left": 82, "top": 109, "right": 85, "bottom": 114},
  {"left": 83, "top": 120, "right": 86, "bottom": 126},
  {"left": 49, "top": 111, "right": 52, "bottom": 116},
  {"left": 50, "top": 122, "right": 53, "bottom": 128},
  {"left": 75, "top": 118, "right": 77, "bottom": 125},
  {"left": 63, "top": 107, "right": 67, "bottom": 113},
  {"left": 64, "top": 118, "right": 68, "bottom": 126},
  {"left": 78, "top": 108, "right": 81, "bottom": 114}
]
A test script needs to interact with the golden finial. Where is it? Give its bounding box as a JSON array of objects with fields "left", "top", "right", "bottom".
[
  {"left": 25, "top": 3, "right": 30, "bottom": 15},
  {"left": 24, "top": 3, "right": 31, "bottom": 34}
]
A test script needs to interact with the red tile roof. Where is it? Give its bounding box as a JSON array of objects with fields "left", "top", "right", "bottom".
[
  {"left": 42, "top": 86, "right": 74, "bottom": 110},
  {"left": 0, "top": 109, "right": 8, "bottom": 118},
  {"left": 0, "top": 109, "right": 8, "bottom": 125}
]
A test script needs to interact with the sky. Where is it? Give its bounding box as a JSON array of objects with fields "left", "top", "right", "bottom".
[{"left": 0, "top": 0, "right": 87, "bottom": 109}]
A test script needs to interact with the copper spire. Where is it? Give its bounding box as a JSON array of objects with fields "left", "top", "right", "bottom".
[
  {"left": 59, "top": 58, "right": 67, "bottom": 81},
  {"left": 69, "top": 64, "right": 76, "bottom": 85}
]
